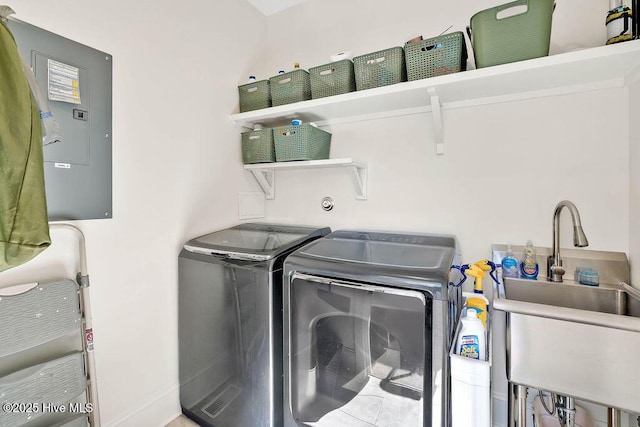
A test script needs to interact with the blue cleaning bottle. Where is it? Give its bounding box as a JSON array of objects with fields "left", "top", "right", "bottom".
[
  {"left": 520, "top": 240, "right": 539, "bottom": 280},
  {"left": 501, "top": 244, "right": 520, "bottom": 278}
]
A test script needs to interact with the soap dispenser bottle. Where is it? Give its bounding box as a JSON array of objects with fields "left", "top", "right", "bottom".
[
  {"left": 520, "top": 240, "right": 539, "bottom": 280},
  {"left": 501, "top": 245, "right": 520, "bottom": 278}
]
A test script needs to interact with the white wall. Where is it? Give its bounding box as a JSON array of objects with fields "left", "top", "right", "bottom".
[
  {"left": 629, "top": 75, "right": 640, "bottom": 427},
  {"left": 630, "top": 81, "right": 640, "bottom": 288},
  {"left": 6, "top": 1, "right": 266, "bottom": 425},
  {"left": 259, "top": 92, "right": 629, "bottom": 261}
]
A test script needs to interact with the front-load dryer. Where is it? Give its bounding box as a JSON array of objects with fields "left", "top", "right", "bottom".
[
  {"left": 178, "top": 223, "right": 330, "bottom": 427},
  {"left": 282, "top": 230, "right": 462, "bottom": 427}
]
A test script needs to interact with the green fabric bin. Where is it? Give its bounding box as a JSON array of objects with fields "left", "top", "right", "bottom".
[
  {"left": 353, "top": 47, "right": 407, "bottom": 91},
  {"left": 274, "top": 124, "right": 331, "bottom": 162},
  {"left": 405, "top": 32, "right": 468, "bottom": 81},
  {"left": 238, "top": 79, "right": 271, "bottom": 113},
  {"left": 309, "top": 59, "right": 356, "bottom": 99},
  {"left": 269, "top": 69, "right": 311, "bottom": 107},
  {"left": 468, "top": 0, "right": 554, "bottom": 68},
  {"left": 241, "top": 128, "right": 275, "bottom": 164}
]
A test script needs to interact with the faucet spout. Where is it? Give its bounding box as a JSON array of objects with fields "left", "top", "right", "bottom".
[{"left": 549, "top": 200, "right": 589, "bottom": 282}]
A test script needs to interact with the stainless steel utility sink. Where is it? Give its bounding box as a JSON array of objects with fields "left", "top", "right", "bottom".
[
  {"left": 501, "top": 277, "right": 640, "bottom": 317},
  {"left": 492, "top": 245, "right": 640, "bottom": 414}
]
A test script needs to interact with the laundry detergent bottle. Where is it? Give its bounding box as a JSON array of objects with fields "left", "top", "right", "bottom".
[{"left": 456, "top": 308, "right": 486, "bottom": 360}]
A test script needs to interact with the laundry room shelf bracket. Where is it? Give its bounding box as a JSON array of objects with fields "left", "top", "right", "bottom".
[
  {"left": 249, "top": 169, "right": 275, "bottom": 199},
  {"left": 348, "top": 162, "right": 367, "bottom": 200},
  {"left": 244, "top": 158, "right": 368, "bottom": 200},
  {"left": 428, "top": 87, "right": 445, "bottom": 156}
]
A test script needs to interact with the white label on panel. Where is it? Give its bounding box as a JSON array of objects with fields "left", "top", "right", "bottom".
[
  {"left": 54, "top": 162, "right": 71, "bottom": 169},
  {"left": 48, "top": 59, "right": 81, "bottom": 104}
]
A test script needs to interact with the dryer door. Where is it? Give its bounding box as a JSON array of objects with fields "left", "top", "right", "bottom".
[{"left": 285, "top": 273, "right": 433, "bottom": 427}]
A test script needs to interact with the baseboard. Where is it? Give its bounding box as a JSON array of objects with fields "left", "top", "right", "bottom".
[
  {"left": 103, "top": 383, "right": 181, "bottom": 427},
  {"left": 492, "top": 392, "right": 508, "bottom": 427}
]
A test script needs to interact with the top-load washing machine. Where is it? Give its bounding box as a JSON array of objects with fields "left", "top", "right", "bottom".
[
  {"left": 282, "top": 230, "right": 462, "bottom": 427},
  {"left": 178, "top": 223, "right": 330, "bottom": 427}
]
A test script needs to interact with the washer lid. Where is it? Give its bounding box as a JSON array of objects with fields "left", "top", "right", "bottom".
[
  {"left": 183, "top": 223, "right": 330, "bottom": 260},
  {"left": 297, "top": 230, "right": 458, "bottom": 275}
]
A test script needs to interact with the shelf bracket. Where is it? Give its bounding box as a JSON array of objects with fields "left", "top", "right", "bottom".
[
  {"left": 250, "top": 169, "right": 275, "bottom": 200},
  {"left": 346, "top": 164, "right": 367, "bottom": 200},
  {"left": 428, "top": 87, "right": 444, "bottom": 156},
  {"left": 246, "top": 159, "right": 367, "bottom": 200}
]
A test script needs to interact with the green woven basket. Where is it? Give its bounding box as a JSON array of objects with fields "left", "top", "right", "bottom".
[
  {"left": 274, "top": 124, "right": 331, "bottom": 162},
  {"left": 309, "top": 59, "right": 356, "bottom": 99},
  {"left": 241, "top": 128, "right": 275, "bottom": 164},
  {"left": 269, "top": 69, "right": 312, "bottom": 106},
  {"left": 405, "top": 32, "right": 468, "bottom": 81},
  {"left": 238, "top": 79, "right": 271, "bottom": 113},
  {"left": 353, "top": 46, "right": 407, "bottom": 91},
  {"left": 469, "top": 0, "right": 554, "bottom": 68}
]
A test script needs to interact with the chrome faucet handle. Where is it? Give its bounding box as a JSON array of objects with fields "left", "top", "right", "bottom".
[
  {"left": 547, "top": 255, "right": 565, "bottom": 282},
  {"left": 550, "top": 264, "right": 565, "bottom": 277}
]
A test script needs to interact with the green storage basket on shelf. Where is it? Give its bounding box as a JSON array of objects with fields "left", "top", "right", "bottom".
[
  {"left": 405, "top": 32, "right": 468, "bottom": 81},
  {"left": 309, "top": 59, "right": 356, "bottom": 99},
  {"left": 274, "top": 124, "right": 331, "bottom": 162},
  {"left": 269, "top": 69, "right": 312, "bottom": 106},
  {"left": 353, "top": 46, "right": 407, "bottom": 91},
  {"left": 468, "top": 0, "right": 554, "bottom": 69},
  {"left": 238, "top": 79, "right": 271, "bottom": 113},
  {"left": 241, "top": 128, "right": 275, "bottom": 164}
]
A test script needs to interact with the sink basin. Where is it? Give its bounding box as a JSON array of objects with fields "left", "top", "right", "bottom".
[
  {"left": 492, "top": 248, "right": 640, "bottom": 414},
  {"left": 501, "top": 277, "right": 640, "bottom": 318}
]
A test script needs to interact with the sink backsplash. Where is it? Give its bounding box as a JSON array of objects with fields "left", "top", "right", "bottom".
[{"left": 492, "top": 244, "right": 630, "bottom": 286}]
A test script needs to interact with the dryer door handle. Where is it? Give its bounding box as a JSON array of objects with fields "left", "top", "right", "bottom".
[{"left": 290, "top": 272, "right": 426, "bottom": 301}]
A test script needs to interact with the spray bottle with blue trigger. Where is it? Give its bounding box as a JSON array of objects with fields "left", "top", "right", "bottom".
[{"left": 449, "top": 260, "right": 497, "bottom": 288}]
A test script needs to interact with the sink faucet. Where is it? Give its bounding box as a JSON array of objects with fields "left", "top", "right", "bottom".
[{"left": 547, "top": 200, "right": 589, "bottom": 282}]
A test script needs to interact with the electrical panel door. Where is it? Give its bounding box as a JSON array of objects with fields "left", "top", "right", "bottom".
[{"left": 8, "top": 19, "right": 113, "bottom": 220}]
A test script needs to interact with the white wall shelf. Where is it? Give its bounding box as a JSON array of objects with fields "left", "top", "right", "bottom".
[
  {"left": 230, "top": 40, "right": 640, "bottom": 155},
  {"left": 244, "top": 158, "right": 367, "bottom": 200}
]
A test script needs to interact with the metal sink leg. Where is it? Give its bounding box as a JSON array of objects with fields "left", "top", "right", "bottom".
[
  {"left": 508, "top": 383, "right": 528, "bottom": 427},
  {"left": 608, "top": 408, "right": 621, "bottom": 427}
]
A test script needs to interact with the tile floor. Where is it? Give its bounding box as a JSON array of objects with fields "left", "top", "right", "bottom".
[{"left": 165, "top": 414, "right": 200, "bottom": 427}]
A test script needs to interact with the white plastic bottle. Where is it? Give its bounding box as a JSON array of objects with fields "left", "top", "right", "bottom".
[{"left": 456, "top": 308, "right": 486, "bottom": 361}]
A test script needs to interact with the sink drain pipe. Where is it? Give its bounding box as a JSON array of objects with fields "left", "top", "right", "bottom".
[
  {"left": 554, "top": 395, "right": 621, "bottom": 427},
  {"left": 538, "top": 392, "right": 576, "bottom": 427},
  {"left": 538, "top": 391, "right": 575, "bottom": 427},
  {"left": 556, "top": 396, "right": 576, "bottom": 427},
  {"left": 538, "top": 390, "right": 621, "bottom": 427}
]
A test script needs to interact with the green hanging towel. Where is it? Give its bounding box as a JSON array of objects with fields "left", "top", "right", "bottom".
[{"left": 0, "top": 19, "right": 50, "bottom": 272}]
